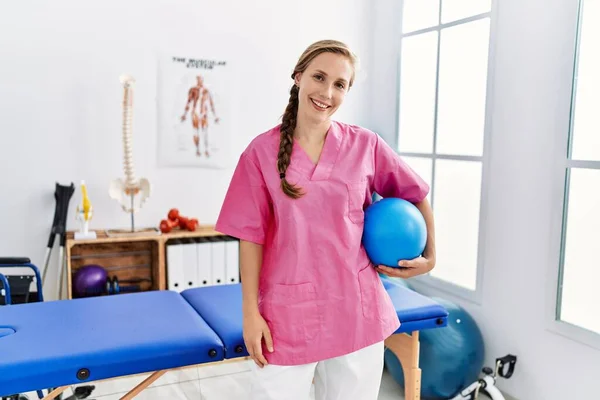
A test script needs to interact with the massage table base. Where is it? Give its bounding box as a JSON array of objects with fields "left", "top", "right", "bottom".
[
  {"left": 41, "top": 370, "right": 167, "bottom": 400},
  {"left": 1, "top": 280, "right": 447, "bottom": 400},
  {"left": 39, "top": 334, "right": 422, "bottom": 400},
  {"left": 42, "top": 369, "right": 169, "bottom": 400},
  {"left": 385, "top": 331, "right": 421, "bottom": 400},
  {"left": 39, "top": 358, "right": 250, "bottom": 400}
]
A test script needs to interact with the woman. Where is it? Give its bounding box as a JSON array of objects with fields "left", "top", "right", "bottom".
[{"left": 215, "top": 39, "right": 436, "bottom": 400}]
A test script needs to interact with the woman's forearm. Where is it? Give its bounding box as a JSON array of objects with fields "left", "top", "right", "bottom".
[
  {"left": 414, "top": 198, "right": 436, "bottom": 264},
  {"left": 240, "top": 240, "right": 263, "bottom": 316}
]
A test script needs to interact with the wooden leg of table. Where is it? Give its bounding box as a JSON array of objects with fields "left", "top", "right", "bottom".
[
  {"left": 384, "top": 331, "right": 421, "bottom": 400},
  {"left": 42, "top": 386, "right": 69, "bottom": 400},
  {"left": 156, "top": 239, "right": 166, "bottom": 290},
  {"left": 119, "top": 370, "right": 167, "bottom": 400}
]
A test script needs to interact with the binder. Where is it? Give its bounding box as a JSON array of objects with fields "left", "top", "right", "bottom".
[
  {"left": 211, "top": 238, "right": 226, "bottom": 285},
  {"left": 181, "top": 238, "right": 198, "bottom": 289},
  {"left": 225, "top": 238, "right": 240, "bottom": 284},
  {"left": 166, "top": 240, "right": 184, "bottom": 292},
  {"left": 196, "top": 238, "right": 212, "bottom": 286},
  {"left": 168, "top": 236, "right": 238, "bottom": 289}
]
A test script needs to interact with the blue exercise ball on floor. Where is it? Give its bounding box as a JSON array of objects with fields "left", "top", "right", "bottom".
[
  {"left": 384, "top": 297, "right": 485, "bottom": 399},
  {"left": 362, "top": 197, "right": 427, "bottom": 267}
]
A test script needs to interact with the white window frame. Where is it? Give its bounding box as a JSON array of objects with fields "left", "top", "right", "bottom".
[
  {"left": 545, "top": 0, "right": 600, "bottom": 350},
  {"left": 394, "top": 1, "right": 498, "bottom": 304}
]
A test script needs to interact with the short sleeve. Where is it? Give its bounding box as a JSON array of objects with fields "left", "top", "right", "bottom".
[
  {"left": 373, "top": 134, "right": 430, "bottom": 202},
  {"left": 215, "top": 151, "right": 272, "bottom": 244}
]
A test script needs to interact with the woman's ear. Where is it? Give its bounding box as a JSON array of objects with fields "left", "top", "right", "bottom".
[{"left": 294, "top": 72, "right": 302, "bottom": 86}]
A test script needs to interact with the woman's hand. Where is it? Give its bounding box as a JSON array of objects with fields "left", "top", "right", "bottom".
[
  {"left": 375, "top": 255, "right": 435, "bottom": 279},
  {"left": 243, "top": 311, "right": 274, "bottom": 368}
]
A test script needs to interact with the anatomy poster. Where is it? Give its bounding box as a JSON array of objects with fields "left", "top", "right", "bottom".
[{"left": 157, "top": 55, "right": 230, "bottom": 168}]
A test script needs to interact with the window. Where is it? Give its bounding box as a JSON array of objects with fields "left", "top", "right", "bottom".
[
  {"left": 557, "top": 0, "right": 600, "bottom": 337},
  {"left": 397, "top": 0, "right": 492, "bottom": 293}
]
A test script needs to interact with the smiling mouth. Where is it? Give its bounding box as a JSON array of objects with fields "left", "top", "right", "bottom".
[{"left": 310, "top": 98, "right": 331, "bottom": 110}]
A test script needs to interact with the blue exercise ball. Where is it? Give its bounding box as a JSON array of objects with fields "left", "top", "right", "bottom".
[
  {"left": 384, "top": 297, "right": 485, "bottom": 399},
  {"left": 362, "top": 197, "right": 427, "bottom": 267}
]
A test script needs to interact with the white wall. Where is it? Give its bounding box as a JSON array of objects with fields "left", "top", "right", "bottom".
[
  {"left": 369, "top": 0, "right": 597, "bottom": 399},
  {"left": 0, "top": 0, "right": 373, "bottom": 298}
]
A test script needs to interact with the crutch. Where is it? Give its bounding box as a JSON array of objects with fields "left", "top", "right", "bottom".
[{"left": 41, "top": 182, "right": 74, "bottom": 299}]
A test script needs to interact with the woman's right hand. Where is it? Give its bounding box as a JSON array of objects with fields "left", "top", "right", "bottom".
[{"left": 243, "top": 311, "right": 274, "bottom": 368}]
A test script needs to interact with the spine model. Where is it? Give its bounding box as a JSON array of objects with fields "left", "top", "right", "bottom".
[
  {"left": 108, "top": 75, "right": 151, "bottom": 231},
  {"left": 121, "top": 75, "right": 137, "bottom": 190}
]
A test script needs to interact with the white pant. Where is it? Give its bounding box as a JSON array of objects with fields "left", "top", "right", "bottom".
[{"left": 248, "top": 341, "right": 384, "bottom": 400}]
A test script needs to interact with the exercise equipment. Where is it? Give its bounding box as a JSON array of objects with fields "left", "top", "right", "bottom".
[
  {"left": 72, "top": 265, "right": 106, "bottom": 298},
  {"left": 159, "top": 208, "right": 199, "bottom": 233},
  {"left": 72, "top": 265, "right": 149, "bottom": 297},
  {"left": 385, "top": 296, "right": 486, "bottom": 399},
  {"left": 0, "top": 267, "right": 447, "bottom": 400},
  {"left": 449, "top": 354, "right": 517, "bottom": 400},
  {"left": 108, "top": 276, "right": 149, "bottom": 295},
  {"left": 363, "top": 197, "right": 427, "bottom": 267},
  {"left": 41, "top": 182, "right": 75, "bottom": 299}
]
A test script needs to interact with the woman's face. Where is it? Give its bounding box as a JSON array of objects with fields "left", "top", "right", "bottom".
[{"left": 295, "top": 52, "right": 353, "bottom": 125}]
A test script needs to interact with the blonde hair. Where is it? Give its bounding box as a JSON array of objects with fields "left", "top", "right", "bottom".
[{"left": 278, "top": 40, "right": 358, "bottom": 199}]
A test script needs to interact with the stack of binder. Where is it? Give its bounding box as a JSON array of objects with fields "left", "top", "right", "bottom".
[{"left": 166, "top": 236, "right": 239, "bottom": 292}]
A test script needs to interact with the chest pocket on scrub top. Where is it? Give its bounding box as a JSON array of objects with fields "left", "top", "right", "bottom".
[{"left": 346, "top": 178, "right": 368, "bottom": 224}]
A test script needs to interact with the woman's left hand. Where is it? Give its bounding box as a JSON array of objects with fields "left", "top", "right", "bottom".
[{"left": 375, "top": 256, "right": 435, "bottom": 279}]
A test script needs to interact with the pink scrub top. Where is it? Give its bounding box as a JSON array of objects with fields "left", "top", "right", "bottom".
[{"left": 215, "top": 120, "right": 429, "bottom": 366}]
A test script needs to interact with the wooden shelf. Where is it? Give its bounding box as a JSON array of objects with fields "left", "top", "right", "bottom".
[{"left": 65, "top": 225, "right": 226, "bottom": 299}]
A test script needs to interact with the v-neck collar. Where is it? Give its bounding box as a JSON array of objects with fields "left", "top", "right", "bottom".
[{"left": 289, "top": 121, "right": 343, "bottom": 181}]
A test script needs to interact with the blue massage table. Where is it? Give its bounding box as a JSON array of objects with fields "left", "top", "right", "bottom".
[{"left": 0, "top": 271, "right": 447, "bottom": 400}]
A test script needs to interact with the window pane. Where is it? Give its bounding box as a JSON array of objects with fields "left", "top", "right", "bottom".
[
  {"left": 401, "top": 156, "right": 433, "bottom": 202},
  {"left": 436, "top": 18, "right": 490, "bottom": 157},
  {"left": 398, "top": 32, "right": 438, "bottom": 154},
  {"left": 570, "top": 1, "right": 600, "bottom": 161},
  {"left": 441, "top": 0, "right": 491, "bottom": 23},
  {"left": 402, "top": 0, "right": 440, "bottom": 33},
  {"left": 559, "top": 168, "right": 600, "bottom": 335},
  {"left": 429, "top": 159, "right": 481, "bottom": 290}
]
